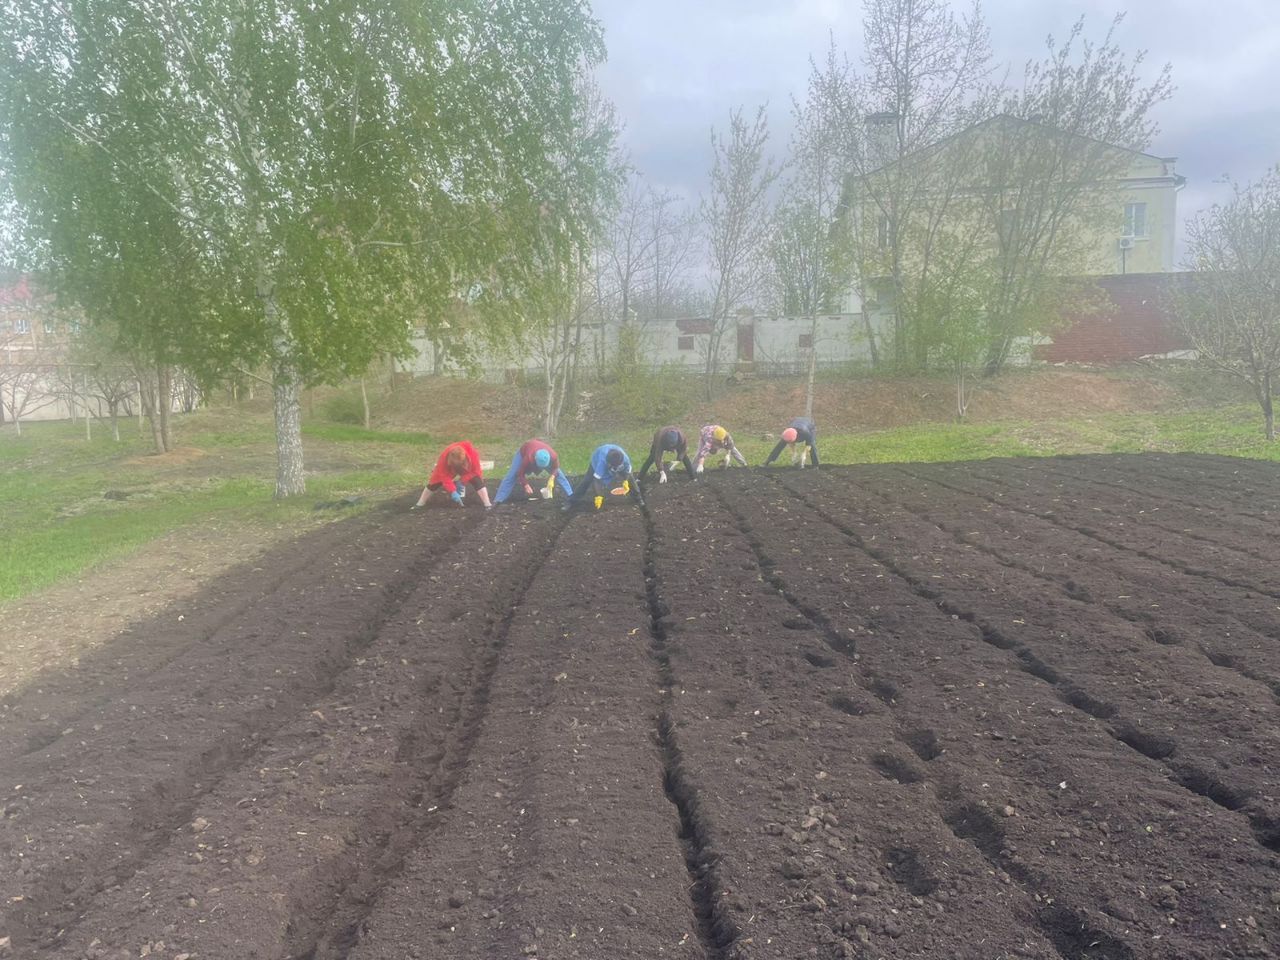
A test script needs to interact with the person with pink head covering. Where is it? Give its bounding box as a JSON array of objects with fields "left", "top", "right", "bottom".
[{"left": 764, "top": 416, "right": 819, "bottom": 468}]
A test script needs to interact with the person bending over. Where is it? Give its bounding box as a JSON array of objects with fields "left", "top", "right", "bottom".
[
  {"left": 564, "top": 443, "right": 644, "bottom": 511},
  {"left": 413, "top": 440, "right": 493, "bottom": 509},
  {"left": 764, "top": 416, "right": 820, "bottom": 469},
  {"left": 693, "top": 425, "right": 747, "bottom": 475},
  {"left": 494, "top": 439, "right": 574, "bottom": 504},
  {"left": 637, "top": 426, "right": 695, "bottom": 484}
]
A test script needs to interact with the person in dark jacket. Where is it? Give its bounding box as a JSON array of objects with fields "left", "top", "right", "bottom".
[
  {"left": 493, "top": 439, "right": 574, "bottom": 504},
  {"left": 636, "top": 426, "right": 695, "bottom": 484},
  {"left": 564, "top": 444, "right": 644, "bottom": 511},
  {"left": 764, "top": 416, "right": 820, "bottom": 468}
]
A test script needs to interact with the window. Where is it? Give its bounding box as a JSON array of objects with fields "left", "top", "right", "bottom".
[
  {"left": 14, "top": 316, "right": 30, "bottom": 334},
  {"left": 798, "top": 333, "right": 813, "bottom": 349},
  {"left": 876, "top": 215, "right": 890, "bottom": 250},
  {"left": 1124, "top": 202, "right": 1147, "bottom": 238},
  {"left": 43, "top": 319, "right": 56, "bottom": 335},
  {"left": 677, "top": 335, "right": 695, "bottom": 351}
]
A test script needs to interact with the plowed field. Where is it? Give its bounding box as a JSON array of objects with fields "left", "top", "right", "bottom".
[{"left": 3, "top": 454, "right": 1279, "bottom": 960}]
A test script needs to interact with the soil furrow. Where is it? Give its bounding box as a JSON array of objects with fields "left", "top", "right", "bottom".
[
  {"left": 0, "top": 508, "right": 425, "bottom": 763},
  {"left": 728, "top": 471, "right": 1276, "bottom": 955},
  {"left": 708, "top": 480, "right": 1118, "bottom": 960},
  {"left": 344, "top": 507, "right": 701, "bottom": 960},
  {"left": 840, "top": 468, "right": 1280, "bottom": 705},
  {"left": 650, "top": 479, "right": 1069, "bottom": 959},
  {"left": 0, "top": 514, "right": 475, "bottom": 956},
  {"left": 285, "top": 511, "right": 573, "bottom": 960},
  {"left": 973, "top": 461, "right": 1280, "bottom": 566},
  {"left": 890, "top": 461, "right": 1280, "bottom": 653},
  {"left": 771, "top": 471, "right": 1280, "bottom": 859},
  {"left": 13, "top": 460, "right": 1280, "bottom": 958},
  {"left": 1010, "top": 459, "right": 1280, "bottom": 538},
  {"left": 1079, "top": 453, "right": 1280, "bottom": 516},
  {"left": 641, "top": 498, "right": 739, "bottom": 959},
  {"left": 900, "top": 464, "right": 1280, "bottom": 601}
]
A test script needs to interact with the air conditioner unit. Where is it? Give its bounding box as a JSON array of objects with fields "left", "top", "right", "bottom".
[{"left": 1118, "top": 237, "right": 1136, "bottom": 250}]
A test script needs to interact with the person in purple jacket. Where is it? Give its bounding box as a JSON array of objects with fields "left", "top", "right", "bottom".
[{"left": 637, "top": 426, "right": 696, "bottom": 484}]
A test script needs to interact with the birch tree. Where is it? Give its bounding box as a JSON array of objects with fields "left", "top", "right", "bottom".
[
  {"left": 856, "top": 0, "right": 994, "bottom": 364},
  {"left": 701, "top": 106, "right": 781, "bottom": 398},
  {"left": 1, "top": 0, "right": 611, "bottom": 495},
  {"left": 773, "top": 47, "right": 860, "bottom": 412}
]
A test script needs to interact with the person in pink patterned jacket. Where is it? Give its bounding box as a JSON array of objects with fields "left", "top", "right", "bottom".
[{"left": 693, "top": 425, "right": 747, "bottom": 475}]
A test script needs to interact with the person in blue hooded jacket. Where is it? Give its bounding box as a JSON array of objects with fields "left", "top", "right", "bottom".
[
  {"left": 494, "top": 439, "right": 574, "bottom": 504},
  {"left": 563, "top": 443, "right": 644, "bottom": 511}
]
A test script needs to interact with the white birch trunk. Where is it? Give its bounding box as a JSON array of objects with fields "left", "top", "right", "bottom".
[{"left": 269, "top": 301, "right": 306, "bottom": 497}]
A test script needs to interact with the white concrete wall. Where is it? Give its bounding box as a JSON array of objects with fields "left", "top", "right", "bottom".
[{"left": 396, "top": 313, "right": 885, "bottom": 380}]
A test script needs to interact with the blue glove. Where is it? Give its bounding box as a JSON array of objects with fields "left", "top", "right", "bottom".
[{"left": 450, "top": 489, "right": 463, "bottom": 505}]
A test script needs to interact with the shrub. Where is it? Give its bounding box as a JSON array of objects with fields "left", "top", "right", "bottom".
[{"left": 320, "top": 391, "right": 365, "bottom": 425}]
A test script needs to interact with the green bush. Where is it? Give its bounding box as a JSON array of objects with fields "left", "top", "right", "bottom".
[
  {"left": 320, "top": 391, "right": 366, "bottom": 425},
  {"left": 590, "top": 326, "right": 700, "bottom": 425}
]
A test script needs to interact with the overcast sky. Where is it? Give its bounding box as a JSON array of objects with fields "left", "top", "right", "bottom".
[{"left": 591, "top": 0, "right": 1280, "bottom": 262}]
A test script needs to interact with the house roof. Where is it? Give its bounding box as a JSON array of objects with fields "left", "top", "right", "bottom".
[{"left": 857, "top": 113, "right": 1183, "bottom": 185}]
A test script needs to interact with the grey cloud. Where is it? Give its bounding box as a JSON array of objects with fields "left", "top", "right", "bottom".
[{"left": 593, "top": 0, "right": 1280, "bottom": 256}]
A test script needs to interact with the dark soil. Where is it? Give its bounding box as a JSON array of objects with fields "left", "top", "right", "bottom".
[{"left": 3, "top": 454, "right": 1280, "bottom": 959}]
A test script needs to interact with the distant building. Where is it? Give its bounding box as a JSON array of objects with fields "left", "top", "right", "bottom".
[
  {"left": 394, "top": 118, "right": 1188, "bottom": 382},
  {"left": 0, "top": 273, "right": 74, "bottom": 424},
  {"left": 1035, "top": 273, "right": 1194, "bottom": 364},
  {"left": 843, "top": 113, "right": 1184, "bottom": 283}
]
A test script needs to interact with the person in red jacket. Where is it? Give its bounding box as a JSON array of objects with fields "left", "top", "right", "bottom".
[{"left": 412, "top": 441, "right": 493, "bottom": 510}]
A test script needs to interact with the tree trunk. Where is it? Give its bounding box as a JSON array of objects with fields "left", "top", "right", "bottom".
[
  {"left": 135, "top": 382, "right": 144, "bottom": 436},
  {"left": 109, "top": 400, "right": 121, "bottom": 442},
  {"left": 83, "top": 376, "right": 92, "bottom": 441},
  {"left": 273, "top": 356, "right": 305, "bottom": 497},
  {"left": 138, "top": 372, "right": 162, "bottom": 452},
  {"left": 543, "top": 358, "right": 558, "bottom": 437},
  {"left": 360, "top": 377, "right": 370, "bottom": 430},
  {"left": 862, "top": 312, "right": 880, "bottom": 368},
  {"left": 804, "top": 314, "right": 818, "bottom": 419},
  {"left": 158, "top": 364, "right": 172, "bottom": 452},
  {"left": 268, "top": 304, "right": 306, "bottom": 497},
  {"left": 1263, "top": 372, "right": 1275, "bottom": 441}
]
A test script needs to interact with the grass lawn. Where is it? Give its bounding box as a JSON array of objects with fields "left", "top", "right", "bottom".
[{"left": 2, "top": 398, "right": 1278, "bottom": 604}]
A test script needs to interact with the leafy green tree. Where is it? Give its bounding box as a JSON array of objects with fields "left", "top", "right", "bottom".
[{"left": 1, "top": 0, "right": 611, "bottom": 494}]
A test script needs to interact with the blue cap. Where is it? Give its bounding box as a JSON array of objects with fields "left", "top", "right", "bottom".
[
  {"left": 533, "top": 448, "right": 551, "bottom": 470},
  {"left": 663, "top": 429, "right": 680, "bottom": 449}
]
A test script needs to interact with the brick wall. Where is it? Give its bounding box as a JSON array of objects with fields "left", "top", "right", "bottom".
[{"left": 1035, "top": 273, "right": 1192, "bottom": 364}]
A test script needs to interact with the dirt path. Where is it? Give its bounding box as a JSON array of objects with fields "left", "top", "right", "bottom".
[
  {"left": 0, "top": 509, "right": 352, "bottom": 700},
  {"left": 2, "top": 456, "right": 1279, "bottom": 959}
]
